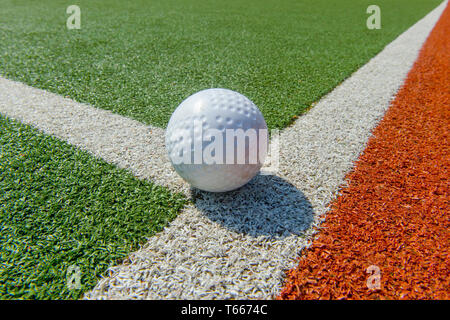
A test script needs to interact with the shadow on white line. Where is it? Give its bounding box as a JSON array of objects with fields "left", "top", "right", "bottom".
[{"left": 191, "top": 175, "right": 314, "bottom": 238}]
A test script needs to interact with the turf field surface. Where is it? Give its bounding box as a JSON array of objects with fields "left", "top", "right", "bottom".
[
  {"left": 0, "top": 116, "right": 186, "bottom": 299},
  {"left": 84, "top": 3, "right": 447, "bottom": 298},
  {"left": 0, "top": 0, "right": 442, "bottom": 129},
  {"left": 0, "top": 0, "right": 445, "bottom": 300}
]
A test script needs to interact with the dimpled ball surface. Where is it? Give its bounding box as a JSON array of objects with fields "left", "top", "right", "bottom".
[{"left": 166, "top": 88, "right": 268, "bottom": 192}]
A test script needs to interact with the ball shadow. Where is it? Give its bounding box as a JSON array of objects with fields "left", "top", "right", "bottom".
[{"left": 191, "top": 174, "right": 314, "bottom": 239}]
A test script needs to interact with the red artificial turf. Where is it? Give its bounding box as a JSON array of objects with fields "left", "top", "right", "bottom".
[{"left": 279, "top": 4, "right": 450, "bottom": 300}]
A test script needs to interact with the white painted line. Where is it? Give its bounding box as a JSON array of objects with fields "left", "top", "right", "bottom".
[{"left": 0, "top": 79, "right": 188, "bottom": 194}]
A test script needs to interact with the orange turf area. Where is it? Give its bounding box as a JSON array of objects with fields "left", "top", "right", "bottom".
[{"left": 279, "top": 4, "right": 450, "bottom": 300}]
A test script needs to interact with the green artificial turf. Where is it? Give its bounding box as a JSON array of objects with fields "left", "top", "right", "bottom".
[
  {"left": 0, "top": 116, "right": 186, "bottom": 299},
  {"left": 0, "top": 0, "right": 441, "bottom": 130}
]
